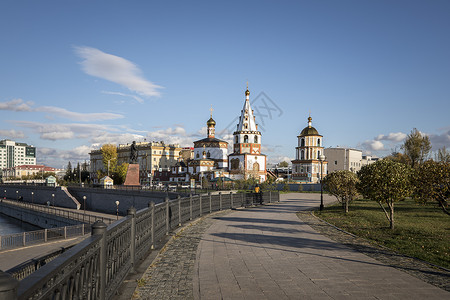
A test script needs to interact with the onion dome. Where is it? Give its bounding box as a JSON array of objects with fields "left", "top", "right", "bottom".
[
  {"left": 300, "top": 116, "right": 320, "bottom": 136},
  {"left": 207, "top": 117, "right": 216, "bottom": 126},
  {"left": 245, "top": 88, "right": 250, "bottom": 96}
]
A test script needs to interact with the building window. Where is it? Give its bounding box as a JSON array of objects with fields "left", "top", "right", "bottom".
[
  {"left": 335, "top": 161, "right": 337, "bottom": 165},
  {"left": 196, "top": 153, "right": 199, "bottom": 158},
  {"left": 235, "top": 136, "right": 238, "bottom": 143},
  {"left": 301, "top": 138, "right": 305, "bottom": 147},
  {"left": 207, "top": 152, "right": 210, "bottom": 158},
  {"left": 301, "top": 150, "right": 304, "bottom": 160},
  {"left": 244, "top": 135, "right": 248, "bottom": 143},
  {"left": 317, "top": 138, "right": 320, "bottom": 146},
  {"left": 254, "top": 136, "right": 258, "bottom": 143}
]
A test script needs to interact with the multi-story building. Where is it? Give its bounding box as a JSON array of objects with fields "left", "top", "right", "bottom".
[
  {"left": 361, "top": 155, "right": 380, "bottom": 167},
  {"left": 324, "top": 147, "right": 363, "bottom": 173},
  {"left": 0, "top": 139, "right": 36, "bottom": 170},
  {"left": 291, "top": 116, "right": 327, "bottom": 183},
  {"left": 2, "top": 164, "right": 62, "bottom": 179},
  {"left": 89, "top": 141, "right": 181, "bottom": 183},
  {"left": 228, "top": 87, "right": 267, "bottom": 182}
]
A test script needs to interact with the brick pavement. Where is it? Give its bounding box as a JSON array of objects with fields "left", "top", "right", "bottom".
[{"left": 132, "top": 193, "right": 449, "bottom": 299}]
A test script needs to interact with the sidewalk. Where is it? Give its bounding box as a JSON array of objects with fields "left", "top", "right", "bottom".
[{"left": 131, "top": 192, "right": 448, "bottom": 299}]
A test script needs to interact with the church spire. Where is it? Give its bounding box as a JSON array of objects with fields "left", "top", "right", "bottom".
[{"left": 207, "top": 105, "right": 216, "bottom": 138}]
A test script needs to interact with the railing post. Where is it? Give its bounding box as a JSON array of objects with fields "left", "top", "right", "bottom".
[
  {"left": 22, "top": 232, "right": 26, "bottom": 247},
  {"left": 82, "top": 224, "right": 85, "bottom": 236},
  {"left": 127, "top": 207, "right": 136, "bottom": 273},
  {"left": 199, "top": 194, "right": 202, "bottom": 216},
  {"left": 209, "top": 192, "right": 212, "bottom": 213},
  {"left": 219, "top": 192, "right": 222, "bottom": 211},
  {"left": 165, "top": 197, "right": 170, "bottom": 235},
  {"left": 178, "top": 196, "right": 181, "bottom": 226},
  {"left": 189, "top": 193, "right": 193, "bottom": 220},
  {"left": 241, "top": 193, "right": 244, "bottom": 207},
  {"left": 0, "top": 271, "right": 19, "bottom": 299},
  {"left": 44, "top": 229, "right": 47, "bottom": 242},
  {"left": 64, "top": 226, "right": 67, "bottom": 239},
  {"left": 150, "top": 201, "right": 155, "bottom": 250},
  {"left": 269, "top": 191, "right": 272, "bottom": 203},
  {"left": 92, "top": 220, "right": 107, "bottom": 300}
]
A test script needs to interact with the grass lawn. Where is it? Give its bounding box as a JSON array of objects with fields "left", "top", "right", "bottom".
[{"left": 316, "top": 198, "right": 450, "bottom": 269}]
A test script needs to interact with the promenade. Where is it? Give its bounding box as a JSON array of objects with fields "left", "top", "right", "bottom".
[{"left": 131, "top": 193, "right": 449, "bottom": 299}]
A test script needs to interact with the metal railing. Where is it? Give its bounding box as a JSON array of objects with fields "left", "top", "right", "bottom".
[
  {"left": 0, "top": 191, "right": 279, "bottom": 300},
  {"left": 0, "top": 199, "right": 116, "bottom": 225},
  {"left": 0, "top": 224, "right": 89, "bottom": 251}
]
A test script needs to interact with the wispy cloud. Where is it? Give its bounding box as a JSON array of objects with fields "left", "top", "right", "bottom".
[
  {"left": 362, "top": 131, "right": 407, "bottom": 153},
  {"left": 0, "top": 98, "right": 33, "bottom": 111},
  {"left": 102, "top": 91, "right": 144, "bottom": 104},
  {"left": 0, "top": 129, "right": 26, "bottom": 139},
  {"left": 75, "top": 46, "right": 162, "bottom": 98},
  {"left": 35, "top": 106, "right": 124, "bottom": 121}
]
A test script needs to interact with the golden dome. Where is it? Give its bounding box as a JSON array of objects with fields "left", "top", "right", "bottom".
[
  {"left": 207, "top": 117, "right": 216, "bottom": 126},
  {"left": 245, "top": 88, "right": 250, "bottom": 96}
]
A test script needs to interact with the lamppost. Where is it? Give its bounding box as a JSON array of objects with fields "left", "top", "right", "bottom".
[
  {"left": 16, "top": 190, "right": 18, "bottom": 201},
  {"left": 52, "top": 193, "right": 55, "bottom": 207},
  {"left": 31, "top": 192, "right": 34, "bottom": 204},
  {"left": 83, "top": 196, "right": 86, "bottom": 222},
  {"left": 319, "top": 154, "right": 325, "bottom": 211},
  {"left": 115, "top": 200, "right": 120, "bottom": 220},
  {"left": 3, "top": 189, "right": 6, "bottom": 200}
]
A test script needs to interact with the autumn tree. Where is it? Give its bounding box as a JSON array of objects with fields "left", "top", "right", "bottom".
[
  {"left": 357, "top": 159, "right": 413, "bottom": 229},
  {"left": 435, "top": 146, "right": 450, "bottom": 163},
  {"left": 101, "top": 144, "right": 118, "bottom": 176},
  {"left": 413, "top": 160, "right": 450, "bottom": 215},
  {"left": 323, "top": 170, "right": 359, "bottom": 213},
  {"left": 113, "top": 163, "right": 129, "bottom": 185},
  {"left": 401, "top": 128, "right": 431, "bottom": 168}
]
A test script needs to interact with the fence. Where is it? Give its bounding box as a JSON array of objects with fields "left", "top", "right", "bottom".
[
  {"left": 0, "top": 199, "right": 116, "bottom": 225},
  {"left": 0, "top": 191, "right": 279, "bottom": 300},
  {"left": 0, "top": 224, "right": 89, "bottom": 251}
]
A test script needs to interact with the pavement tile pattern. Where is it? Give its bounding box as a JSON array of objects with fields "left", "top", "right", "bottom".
[
  {"left": 132, "top": 210, "right": 230, "bottom": 299},
  {"left": 132, "top": 193, "right": 449, "bottom": 299}
]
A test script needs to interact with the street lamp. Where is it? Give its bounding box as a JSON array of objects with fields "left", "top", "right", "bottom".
[
  {"left": 31, "top": 192, "right": 34, "bottom": 204},
  {"left": 3, "top": 189, "right": 6, "bottom": 200},
  {"left": 115, "top": 200, "right": 120, "bottom": 220},
  {"left": 83, "top": 196, "right": 86, "bottom": 222},
  {"left": 16, "top": 190, "right": 18, "bottom": 201},
  {"left": 319, "top": 154, "right": 325, "bottom": 211},
  {"left": 52, "top": 193, "right": 55, "bottom": 206}
]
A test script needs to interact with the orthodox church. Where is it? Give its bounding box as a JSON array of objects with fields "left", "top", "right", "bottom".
[
  {"left": 291, "top": 116, "right": 327, "bottom": 183},
  {"left": 169, "top": 86, "right": 267, "bottom": 183},
  {"left": 228, "top": 87, "right": 267, "bottom": 182}
]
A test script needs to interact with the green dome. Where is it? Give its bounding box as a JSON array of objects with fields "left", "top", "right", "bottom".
[{"left": 300, "top": 126, "right": 319, "bottom": 136}]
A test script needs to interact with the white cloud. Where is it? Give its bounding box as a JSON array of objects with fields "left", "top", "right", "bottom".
[
  {"left": 0, "top": 129, "right": 26, "bottom": 139},
  {"left": 75, "top": 46, "right": 162, "bottom": 98},
  {"left": 429, "top": 129, "right": 450, "bottom": 150},
  {"left": 376, "top": 132, "right": 407, "bottom": 142},
  {"left": 0, "top": 98, "right": 33, "bottom": 111},
  {"left": 35, "top": 106, "right": 124, "bottom": 121},
  {"left": 363, "top": 140, "right": 385, "bottom": 151},
  {"left": 102, "top": 91, "right": 144, "bottom": 104}
]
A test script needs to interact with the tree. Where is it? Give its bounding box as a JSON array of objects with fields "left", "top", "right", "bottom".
[
  {"left": 384, "top": 151, "right": 411, "bottom": 165},
  {"left": 113, "top": 163, "right": 129, "bottom": 185},
  {"left": 435, "top": 146, "right": 450, "bottom": 163},
  {"left": 278, "top": 161, "right": 289, "bottom": 168},
  {"left": 357, "top": 159, "right": 413, "bottom": 229},
  {"left": 101, "top": 144, "right": 118, "bottom": 175},
  {"left": 413, "top": 160, "right": 450, "bottom": 216},
  {"left": 323, "top": 170, "right": 359, "bottom": 213},
  {"left": 401, "top": 128, "right": 431, "bottom": 168},
  {"left": 64, "top": 162, "right": 73, "bottom": 181}
]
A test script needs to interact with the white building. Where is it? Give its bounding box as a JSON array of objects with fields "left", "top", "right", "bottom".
[
  {"left": 228, "top": 86, "right": 267, "bottom": 182},
  {"left": 361, "top": 155, "right": 380, "bottom": 167},
  {"left": 324, "top": 147, "right": 363, "bottom": 173},
  {"left": 291, "top": 116, "right": 327, "bottom": 183},
  {"left": 0, "top": 139, "right": 36, "bottom": 170}
]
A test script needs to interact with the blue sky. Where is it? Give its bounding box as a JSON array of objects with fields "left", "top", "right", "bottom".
[{"left": 1, "top": 0, "right": 449, "bottom": 168}]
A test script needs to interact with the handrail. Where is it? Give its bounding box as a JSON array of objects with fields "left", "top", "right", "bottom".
[{"left": 0, "top": 191, "right": 280, "bottom": 299}]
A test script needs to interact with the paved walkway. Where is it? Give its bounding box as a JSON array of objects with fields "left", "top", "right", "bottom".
[{"left": 132, "top": 193, "right": 449, "bottom": 299}]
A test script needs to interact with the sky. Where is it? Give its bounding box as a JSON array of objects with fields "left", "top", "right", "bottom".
[{"left": 1, "top": 0, "right": 449, "bottom": 169}]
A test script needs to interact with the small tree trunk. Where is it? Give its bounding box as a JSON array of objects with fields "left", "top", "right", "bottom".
[
  {"left": 438, "top": 199, "right": 450, "bottom": 216},
  {"left": 389, "top": 201, "right": 394, "bottom": 230},
  {"left": 345, "top": 200, "right": 349, "bottom": 214}
]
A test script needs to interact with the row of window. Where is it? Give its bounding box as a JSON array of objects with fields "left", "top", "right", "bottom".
[
  {"left": 300, "top": 137, "right": 321, "bottom": 147},
  {"left": 235, "top": 135, "right": 258, "bottom": 144}
]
